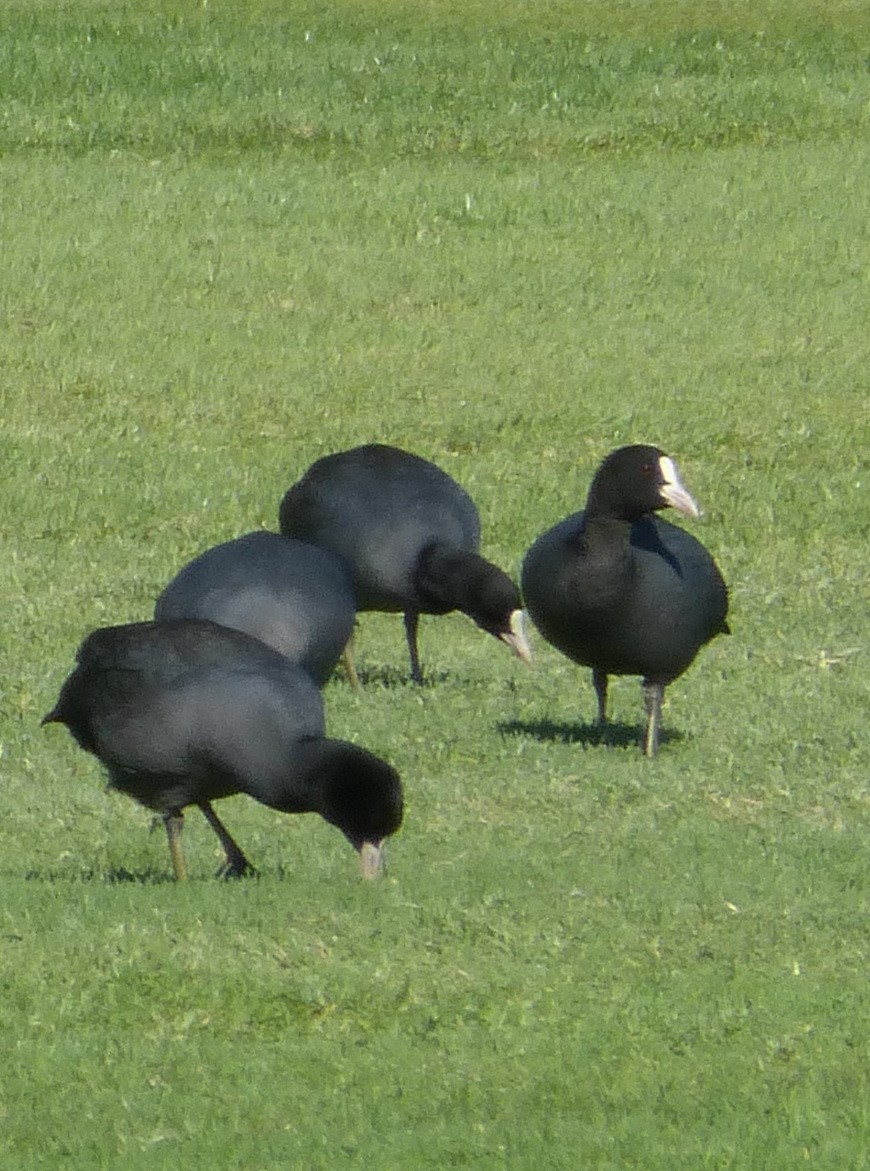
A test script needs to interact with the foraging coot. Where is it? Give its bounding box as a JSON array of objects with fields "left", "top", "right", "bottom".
[
  {"left": 154, "top": 531, "right": 357, "bottom": 688},
  {"left": 521, "top": 445, "right": 729, "bottom": 755},
  {"left": 279, "top": 443, "right": 531, "bottom": 683},
  {"left": 42, "top": 619, "right": 403, "bottom": 878}
]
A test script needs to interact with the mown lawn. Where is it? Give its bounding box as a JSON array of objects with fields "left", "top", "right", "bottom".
[{"left": 1, "top": 1, "right": 867, "bottom": 1166}]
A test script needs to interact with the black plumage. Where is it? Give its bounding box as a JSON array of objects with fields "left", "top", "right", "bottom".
[
  {"left": 278, "top": 443, "right": 531, "bottom": 683},
  {"left": 154, "top": 531, "right": 357, "bottom": 687},
  {"left": 521, "top": 445, "right": 729, "bottom": 755},
  {"left": 42, "top": 620, "right": 403, "bottom": 878}
]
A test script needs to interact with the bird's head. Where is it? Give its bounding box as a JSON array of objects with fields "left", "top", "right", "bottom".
[
  {"left": 587, "top": 445, "right": 701, "bottom": 522},
  {"left": 319, "top": 742, "right": 404, "bottom": 879}
]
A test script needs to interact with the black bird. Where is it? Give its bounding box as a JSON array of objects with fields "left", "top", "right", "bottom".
[
  {"left": 154, "top": 531, "right": 357, "bottom": 688},
  {"left": 521, "top": 445, "right": 729, "bottom": 755},
  {"left": 278, "top": 443, "right": 531, "bottom": 683},
  {"left": 42, "top": 619, "right": 403, "bottom": 878}
]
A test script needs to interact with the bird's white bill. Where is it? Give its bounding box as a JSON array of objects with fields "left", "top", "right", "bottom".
[
  {"left": 359, "top": 840, "right": 386, "bottom": 879},
  {"left": 500, "top": 608, "right": 533, "bottom": 665},
  {"left": 658, "top": 456, "right": 701, "bottom": 518}
]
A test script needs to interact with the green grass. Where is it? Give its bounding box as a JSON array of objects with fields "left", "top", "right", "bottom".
[
  {"left": 2, "top": 1, "right": 868, "bottom": 1166},
  {"left": 2, "top": 0, "right": 869, "bottom": 157}
]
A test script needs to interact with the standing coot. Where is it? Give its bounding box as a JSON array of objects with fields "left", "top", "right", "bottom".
[
  {"left": 521, "top": 445, "right": 729, "bottom": 755},
  {"left": 42, "top": 619, "right": 403, "bottom": 878},
  {"left": 154, "top": 531, "right": 358, "bottom": 688},
  {"left": 279, "top": 443, "right": 531, "bottom": 683}
]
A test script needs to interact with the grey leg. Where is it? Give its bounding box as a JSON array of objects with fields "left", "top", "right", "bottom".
[{"left": 642, "top": 680, "right": 664, "bottom": 757}]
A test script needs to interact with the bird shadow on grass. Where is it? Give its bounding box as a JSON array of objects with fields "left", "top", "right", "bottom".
[
  {"left": 104, "top": 866, "right": 180, "bottom": 884},
  {"left": 105, "top": 862, "right": 263, "bottom": 884},
  {"left": 498, "top": 718, "right": 683, "bottom": 751},
  {"left": 24, "top": 865, "right": 263, "bottom": 884},
  {"left": 24, "top": 866, "right": 176, "bottom": 885},
  {"left": 336, "top": 665, "right": 451, "bottom": 690}
]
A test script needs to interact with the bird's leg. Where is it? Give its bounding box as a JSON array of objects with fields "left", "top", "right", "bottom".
[
  {"left": 592, "top": 667, "right": 609, "bottom": 727},
  {"left": 163, "top": 811, "right": 187, "bottom": 881},
  {"left": 342, "top": 630, "right": 361, "bottom": 692},
  {"left": 404, "top": 611, "right": 423, "bottom": 684},
  {"left": 359, "top": 840, "right": 386, "bottom": 880},
  {"left": 642, "top": 680, "right": 664, "bottom": 758},
  {"left": 198, "top": 801, "right": 256, "bottom": 878}
]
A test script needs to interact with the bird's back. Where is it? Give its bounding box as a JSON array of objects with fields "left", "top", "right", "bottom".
[
  {"left": 155, "top": 532, "right": 356, "bottom": 685},
  {"left": 47, "top": 621, "right": 304, "bottom": 743},
  {"left": 74, "top": 618, "right": 288, "bottom": 680},
  {"left": 279, "top": 444, "right": 481, "bottom": 610}
]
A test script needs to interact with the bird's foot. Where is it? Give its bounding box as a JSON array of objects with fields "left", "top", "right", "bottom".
[{"left": 215, "top": 856, "right": 257, "bottom": 880}]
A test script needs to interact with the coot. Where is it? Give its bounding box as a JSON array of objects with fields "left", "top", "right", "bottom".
[
  {"left": 521, "top": 445, "right": 729, "bottom": 755},
  {"left": 42, "top": 619, "right": 403, "bottom": 877},
  {"left": 279, "top": 443, "right": 531, "bottom": 682}
]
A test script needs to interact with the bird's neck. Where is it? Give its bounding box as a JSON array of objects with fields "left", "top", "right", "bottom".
[
  {"left": 584, "top": 471, "right": 653, "bottom": 526},
  {"left": 259, "top": 738, "right": 330, "bottom": 815},
  {"left": 415, "top": 543, "right": 484, "bottom": 613},
  {"left": 575, "top": 512, "right": 634, "bottom": 550},
  {"left": 564, "top": 515, "right": 636, "bottom": 612}
]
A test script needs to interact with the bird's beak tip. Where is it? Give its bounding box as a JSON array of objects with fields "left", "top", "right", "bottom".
[
  {"left": 502, "top": 608, "right": 533, "bottom": 666},
  {"left": 660, "top": 483, "right": 701, "bottom": 519}
]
